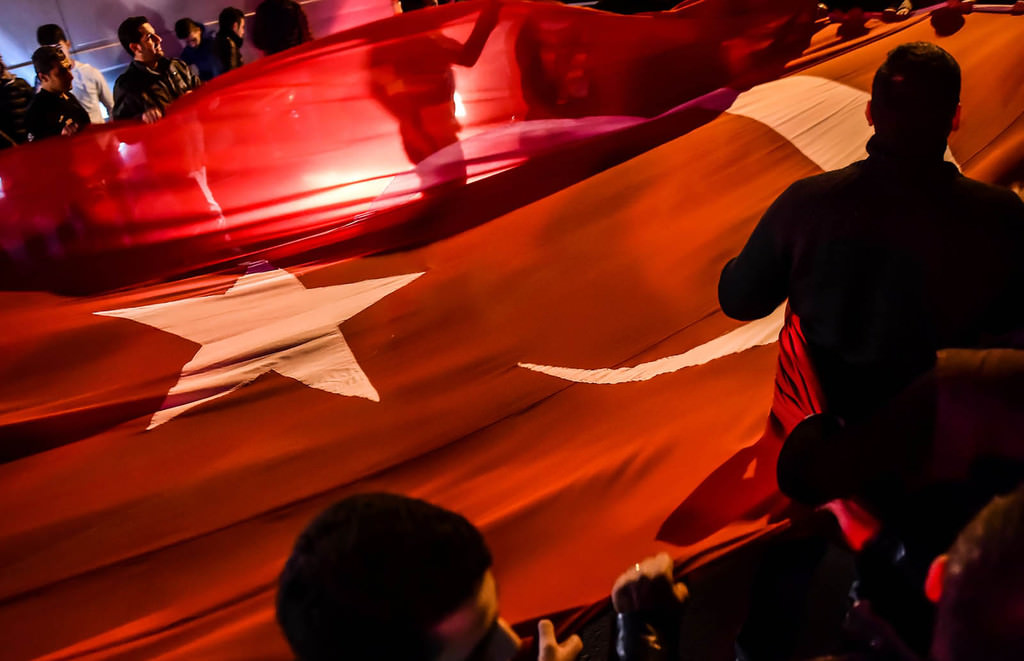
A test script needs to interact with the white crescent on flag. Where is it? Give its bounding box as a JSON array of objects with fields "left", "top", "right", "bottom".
[{"left": 519, "top": 75, "right": 959, "bottom": 385}]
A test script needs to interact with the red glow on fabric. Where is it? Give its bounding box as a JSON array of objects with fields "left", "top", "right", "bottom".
[
  {"left": 0, "top": 0, "right": 816, "bottom": 294},
  {"left": 0, "top": 5, "right": 1022, "bottom": 661}
]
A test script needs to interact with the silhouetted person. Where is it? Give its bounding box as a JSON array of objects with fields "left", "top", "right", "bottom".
[
  {"left": 719, "top": 41, "right": 1024, "bottom": 660},
  {"left": 369, "top": 0, "right": 499, "bottom": 178},
  {"left": 719, "top": 42, "right": 1024, "bottom": 425}
]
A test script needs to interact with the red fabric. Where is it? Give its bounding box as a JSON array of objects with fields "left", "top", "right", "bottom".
[
  {"left": 0, "top": 7, "right": 1022, "bottom": 661},
  {"left": 656, "top": 311, "right": 824, "bottom": 548},
  {"left": 0, "top": 0, "right": 818, "bottom": 294}
]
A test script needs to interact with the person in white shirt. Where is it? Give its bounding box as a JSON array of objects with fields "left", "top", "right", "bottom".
[{"left": 36, "top": 24, "right": 114, "bottom": 124}]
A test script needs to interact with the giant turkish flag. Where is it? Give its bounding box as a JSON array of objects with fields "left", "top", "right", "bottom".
[{"left": 1, "top": 4, "right": 1022, "bottom": 660}]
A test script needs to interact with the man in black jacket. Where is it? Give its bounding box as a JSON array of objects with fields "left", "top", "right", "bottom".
[
  {"left": 25, "top": 46, "right": 90, "bottom": 142},
  {"left": 0, "top": 55, "right": 34, "bottom": 148},
  {"left": 174, "top": 18, "right": 221, "bottom": 82},
  {"left": 113, "top": 16, "right": 200, "bottom": 123},
  {"left": 718, "top": 42, "right": 1024, "bottom": 425},
  {"left": 215, "top": 7, "right": 246, "bottom": 74}
]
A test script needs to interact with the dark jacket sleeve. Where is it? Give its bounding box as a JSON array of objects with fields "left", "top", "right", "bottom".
[
  {"left": 717, "top": 183, "right": 797, "bottom": 321},
  {"left": 25, "top": 98, "right": 62, "bottom": 141},
  {"left": 113, "top": 76, "right": 147, "bottom": 120},
  {"left": 615, "top": 611, "right": 680, "bottom": 661},
  {"left": 215, "top": 36, "right": 243, "bottom": 72},
  {"left": 983, "top": 193, "right": 1024, "bottom": 346},
  {"left": 172, "top": 59, "right": 202, "bottom": 93}
]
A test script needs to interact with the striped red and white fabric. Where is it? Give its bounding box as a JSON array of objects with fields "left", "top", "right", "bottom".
[{"left": 0, "top": 6, "right": 1022, "bottom": 661}]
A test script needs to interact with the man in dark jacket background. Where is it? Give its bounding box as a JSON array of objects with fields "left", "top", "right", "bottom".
[
  {"left": 25, "top": 46, "right": 90, "bottom": 142},
  {"left": 0, "top": 54, "right": 34, "bottom": 148},
  {"left": 174, "top": 18, "right": 221, "bottom": 82},
  {"left": 215, "top": 7, "right": 246, "bottom": 74},
  {"left": 113, "top": 16, "right": 201, "bottom": 123}
]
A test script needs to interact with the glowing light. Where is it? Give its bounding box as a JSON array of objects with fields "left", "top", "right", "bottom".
[
  {"left": 453, "top": 91, "right": 467, "bottom": 119},
  {"left": 0, "top": 175, "right": 5, "bottom": 200},
  {"left": 118, "top": 142, "right": 130, "bottom": 158}
]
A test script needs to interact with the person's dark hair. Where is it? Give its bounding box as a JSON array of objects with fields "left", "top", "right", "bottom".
[
  {"left": 32, "top": 46, "right": 65, "bottom": 76},
  {"left": 871, "top": 42, "right": 961, "bottom": 149},
  {"left": 399, "top": 0, "right": 438, "bottom": 12},
  {"left": 252, "top": 0, "right": 313, "bottom": 55},
  {"left": 174, "top": 18, "right": 202, "bottom": 40},
  {"left": 36, "top": 24, "right": 68, "bottom": 47},
  {"left": 276, "top": 493, "right": 493, "bottom": 661},
  {"left": 218, "top": 7, "right": 246, "bottom": 35},
  {"left": 932, "top": 484, "right": 1024, "bottom": 661},
  {"left": 117, "top": 16, "right": 150, "bottom": 54}
]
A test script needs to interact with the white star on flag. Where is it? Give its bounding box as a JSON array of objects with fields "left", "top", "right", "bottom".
[{"left": 96, "top": 265, "right": 423, "bottom": 429}]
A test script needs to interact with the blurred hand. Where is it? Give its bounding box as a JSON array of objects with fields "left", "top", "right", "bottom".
[
  {"left": 611, "top": 552, "right": 688, "bottom": 614},
  {"left": 537, "top": 619, "right": 582, "bottom": 661},
  {"left": 142, "top": 107, "right": 163, "bottom": 124},
  {"left": 61, "top": 120, "right": 79, "bottom": 136}
]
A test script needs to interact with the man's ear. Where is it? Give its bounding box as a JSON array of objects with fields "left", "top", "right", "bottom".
[
  {"left": 951, "top": 104, "right": 961, "bottom": 132},
  {"left": 865, "top": 100, "right": 874, "bottom": 127},
  {"left": 129, "top": 42, "right": 142, "bottom": 58},
  {"left": 925, "top": 554, "right": 948, "bottom": 604}
]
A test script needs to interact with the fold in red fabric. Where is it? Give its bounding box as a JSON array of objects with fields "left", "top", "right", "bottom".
[
  {"left": 0, "top": 0, "right": 818, "bottom": 294},
  {"left": 0, "top": 6, "right": 1022, "bottom": 661}
]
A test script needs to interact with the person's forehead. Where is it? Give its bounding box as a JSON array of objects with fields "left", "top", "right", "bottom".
[{"left": 139, "top": 23, "right": 157, "bottom": 36}]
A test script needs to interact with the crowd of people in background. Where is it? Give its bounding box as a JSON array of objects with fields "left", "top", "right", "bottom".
[{"left": 0, "top": 0, "right": 314, "bottom": 147}]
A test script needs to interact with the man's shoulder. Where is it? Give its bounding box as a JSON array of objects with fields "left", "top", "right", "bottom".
[
  {"left": 953, "top": 174, "right": 1024, "bottom": 215},
  {"left": 114, "top": 62, "right": 144, "bottom": 87},
  {"left": 5, "top": 76, "right": 34, "bottom": 94},
  {"left": 26, "top": 89, "right": 55, "bottom": 112},
  {"left": 796, "top": 161, "right": 865, "bottom": 190},
  {"left": 772, "top": 161, "right": 866, "bottom": 207},
  {"left": 64, "top": 92, "right": 87, "bottom": 111}
]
